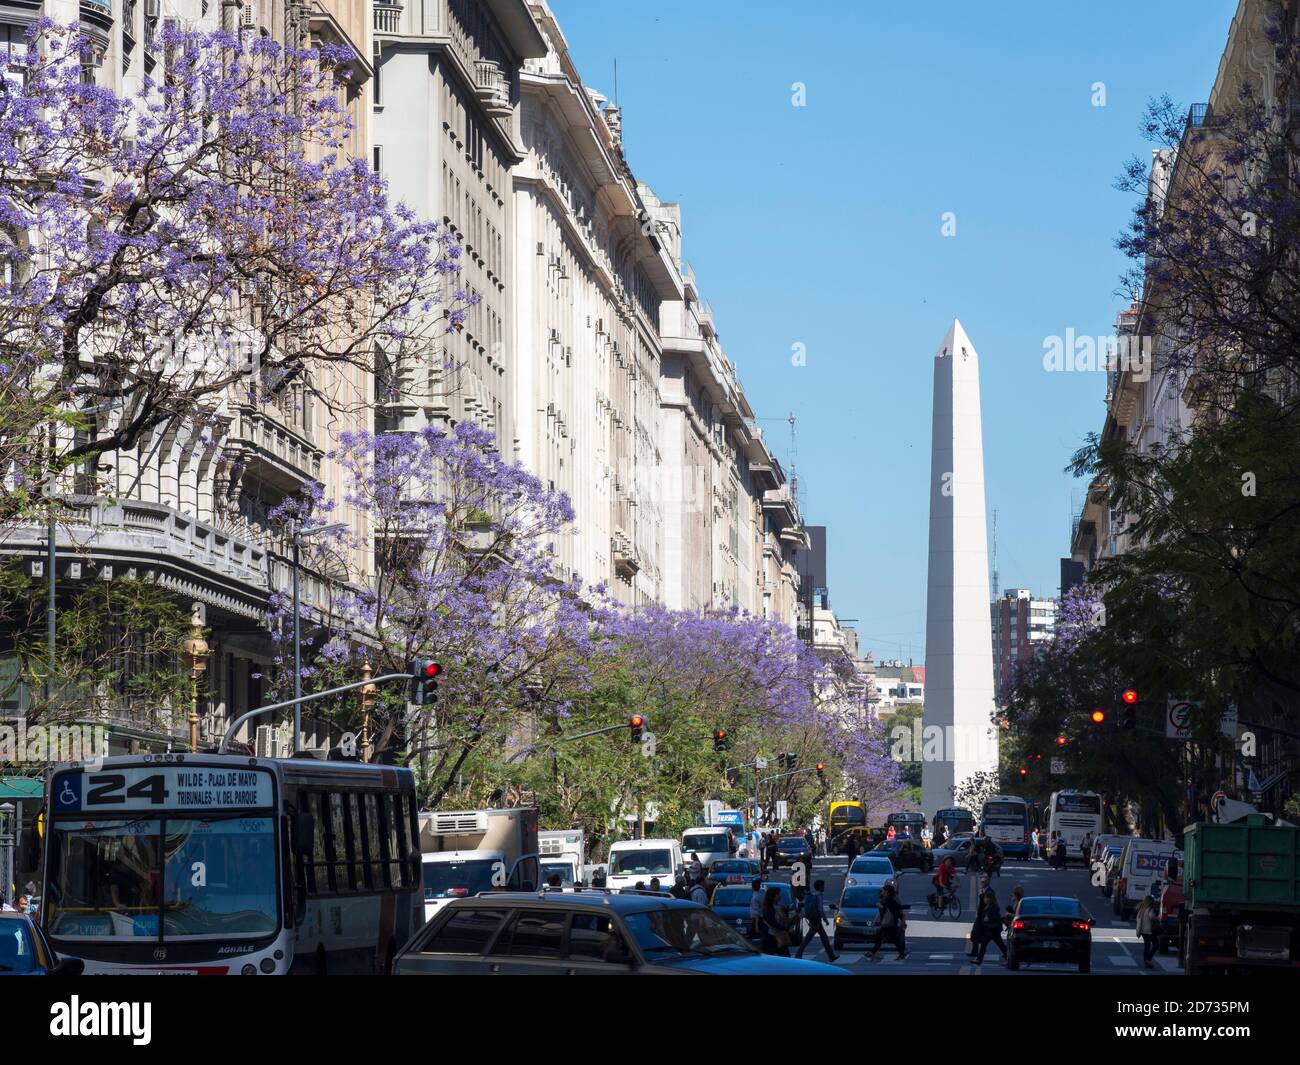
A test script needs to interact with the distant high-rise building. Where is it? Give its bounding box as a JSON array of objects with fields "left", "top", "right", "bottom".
[{"left": 990, "top": 589, "right": 1057, "bottom": 705}]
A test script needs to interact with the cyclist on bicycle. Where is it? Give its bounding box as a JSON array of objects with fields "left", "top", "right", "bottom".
[{"left": 931, "top": 856, "right": 959, "bottom": 903}]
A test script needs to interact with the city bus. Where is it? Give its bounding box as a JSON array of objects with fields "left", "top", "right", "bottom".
[
  {"left": 40, "top": 753, "right": 422, "bottom": 975},
  {"left": 885, "top": 810, "right": 926, "bottom": 838},
  {"left": 934, "top": 807, "right": 975, "bottom": 838},
  {"left": 979, "top": 795, "right": 1031, "bottom": 858},
  {"left": 1046, "top": 790, "right": 1105, "bottom": 852},
  {"left": 828, "top": 800, "right": 867, "bottom": 841}
]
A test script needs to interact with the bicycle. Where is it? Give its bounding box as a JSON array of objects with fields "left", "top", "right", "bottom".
[{"left": 927, "top": 885, "right": 962, "bottom": 920}]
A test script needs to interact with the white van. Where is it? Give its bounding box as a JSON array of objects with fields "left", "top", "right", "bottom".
[
  {"left": 605, "top": 839, "right": 683, "bottom": 892},
  {"left": 681, "top": 827, "right": 735, "bottom": 871},
  {"left": 1112, "top": 838, "right": 1178, "bottom": 920}
]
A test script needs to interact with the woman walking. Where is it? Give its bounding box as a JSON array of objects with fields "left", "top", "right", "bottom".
[
  {"left": 972, "top": 889, "right": 1007, "bottom": 964},
  {"left": 1135, "top": 893, "right": 1159, "bottom": 968},
  {"left": 759, "top": 886, "right": 792, "bottom": 957},
  {"left": 866, "top": 881, "right": 908, "bottom": 961}
]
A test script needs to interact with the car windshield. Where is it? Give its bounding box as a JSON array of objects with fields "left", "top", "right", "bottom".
[
  {"left": 610, "top": 850, "right": 673, "bottom": 876},
  {"left": 764, "top": 883, "right": 794, "bottom": 905},
  {"left": 777, "top": 839, "right": 806, "bottom": 851},
  {"left": 711, "top": 888, "right": 751, "bottom": 906},
  {"left": 684, "top": 834, "right": 730, "bottom": 852},
  {"left": 850, "top": 858, "right": 893, "bottom": 875},
  {"left": 423, "top": 858, "right": 500, "bottom": 899},
  {"left": 46, "top": 816, "right": 279, "bottom": 940},
  {"left": 840, "top": 887, "right": 881, "bottom": 908},
  {"left": 712, "top": 861, "right": 748, "bottom": 874},
  {"left": 622, "top": 907, "right": 757, "bottom": 959},
  {"left": 0, "top": 921, "right": 40, "bottom": 973},
  {"left": 540, "top": 862, "right": 574, "bottom": 886},
  {"left": 1019, "top": 898, "right": 1082, "bottom": 917}
]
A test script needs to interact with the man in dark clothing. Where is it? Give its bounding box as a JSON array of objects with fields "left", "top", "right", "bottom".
[{"left": 796, "top": 879, "right": 838, "bottom": 961}]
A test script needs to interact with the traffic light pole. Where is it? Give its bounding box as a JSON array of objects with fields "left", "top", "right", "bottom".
[{"left": 218, "top": 672, "right": 413, "bottom": 754}]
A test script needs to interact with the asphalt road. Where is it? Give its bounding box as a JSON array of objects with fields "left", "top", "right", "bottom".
[{"left": 764, "top": 853, "right": 1180, "bottom": 976}]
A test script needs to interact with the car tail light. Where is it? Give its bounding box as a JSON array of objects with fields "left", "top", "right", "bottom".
[
  {"left": 1012, "top": 920, "right": 1025, "bottom": 930},
  {"left": 1071, "top": 921, "right": 1090, "bottom": 931}
]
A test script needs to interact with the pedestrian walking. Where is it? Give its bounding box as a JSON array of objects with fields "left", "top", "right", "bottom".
[
  {"left": 886, "top": 824, "right": 896, "bottom": 842},
  {"left": 866, "top": 882, "right": 907, "bottom": 961},
  {"left": 1002, "top": 885, "right": 1025, "bottom": 931},
  {"left": 843, "top": 832, "right": 859, "bottom": 861},
  {"left": 1136, "top": 892, "right": 1159, "bottom": 968},
  {"left": 765, "top": 835, "right": 779, "bottom": 873},
  {"left": 973, "top": 889, "right": 1007, "bottom": 964},
  {"left": 1054, "top": 835, "right": 1068, "bottom": 870},
  {"left": 686, "top": 851, "right": 704, "bottom": 883},
  {"left": 1030, "top": 828, "right": 1041, "bottom": 860},
  {"left": 795, "top": 879, "right": 839, "bottom": 961},
  {"left": 670, "top": 872, "right": 689, "bottom": 900},
  {"left": 1080, "top": 832, "right": 1092, "bottom": 870},
  {"left": 759, "top": 886, "right": 792, "bottom": 956},
  {"left": 688, "top": 877, "right": 709, "bottom": 906},
  {"left": 748, "top": 878, "right": 764, "bottom": 937}
]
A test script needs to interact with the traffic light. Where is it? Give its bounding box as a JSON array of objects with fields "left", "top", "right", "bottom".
[
  {"left": 407, "top": 659, "right": 443, "bottom": 705},
  {"left": 1090, "top": 708, "right": 1107, "bottom": 726},
  {"left": 1018, "top": 766, "right": 1028, "bottom": 778},
  {"left": 1055, "top": 735, "right": 1067, "bottom": 747},
  {"left": 816, "top": 761, "right": 826, "bottom": 781},
  {"left": 1121, "top": 688, "right": 1139, "bottom": 729},
  {"left": 786, "top": 752, "right": 797, "bottom": 771},
  {"left": 713, "top": 729, "right": 729, "bottom": 753},
  {"left": 629, "top": 714, "right": 645, "bottom": 744}
]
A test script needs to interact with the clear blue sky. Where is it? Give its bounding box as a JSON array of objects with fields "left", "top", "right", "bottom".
[{"left": 550, "top": 0, "right": 1236, "bottom": 662}]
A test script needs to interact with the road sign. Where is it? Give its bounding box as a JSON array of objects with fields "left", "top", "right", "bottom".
[
  {"left": 755, "top": 756, "right": 768, "bottom": 770},
  {"left": 1166, "top": 699, "right": 1196, "bottom": 739},
  {"left": 1220, "top": 700, "right": 1239, "bottom": 738},
  {"left": 774, "top": 800, "right": 788, "bottom": 822},
  {"left": 1050, "top": 757, "right": 1066, "bottom": 775}
]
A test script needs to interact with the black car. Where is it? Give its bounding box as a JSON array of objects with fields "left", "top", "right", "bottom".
[
  {"left": 0, "top": 912, "right": 84, "bottom": 976},
  {"left": 393, "top": 892, "right": 846, "bottom": 975},
  {"left": 772, "top": 836, "right": 812, "bottom": 869},
  {"left": 1006, "top": 896, "right": 1094, "bottom": 973},
  {"left": 871, "top": 838, "right": 933, "bottom": 873}
]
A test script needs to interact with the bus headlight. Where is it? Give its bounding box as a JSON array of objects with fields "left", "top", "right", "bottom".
[
  {"left": 260, "top": 958, "right": 276, "bottom": 974},
  {"left": 241, "top": 964, "right": 257, "bottom": 976}
]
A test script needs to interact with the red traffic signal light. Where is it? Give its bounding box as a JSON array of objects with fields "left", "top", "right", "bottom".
[
  {"left": 712, "top": 728, "right": 729, "bottom": 752},
  {"left": 1018, "top": 767, "right": 1028, "bottom": 777},
  {"left": 1122, "top": 689, "right": 1138, "bottom": 704},
  {"left": 1055, "top": 735, "right": 1067, "bottom": 747},
  {"left": 816, "top": 761, "right": 826, "bottom": 778},
  {"left": 629, "top": 714, "right": 645, "bottom": 743},
  {"left": 408, "top": 659, "right": 444, "bottom": 705},
  {"left": 1091, "top": 709, "right": 1106, "bottom": 724}
]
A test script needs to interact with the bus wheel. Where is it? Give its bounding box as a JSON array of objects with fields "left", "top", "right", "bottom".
[{"left": 315, "top": 945, "right": 328, "bottom": 977}]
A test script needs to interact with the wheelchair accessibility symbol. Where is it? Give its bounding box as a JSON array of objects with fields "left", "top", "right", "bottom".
[{"left": 56, "top": 775, "right": 82, "bottom": 810}]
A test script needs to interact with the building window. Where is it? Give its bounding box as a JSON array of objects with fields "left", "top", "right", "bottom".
[{"left": 372, "top": 145, "right": 382, "bottom": 173}]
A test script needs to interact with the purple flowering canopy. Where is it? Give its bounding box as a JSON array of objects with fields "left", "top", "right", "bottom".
[{"left": 0, "top": 21, "right": 463, "bottom": 520}]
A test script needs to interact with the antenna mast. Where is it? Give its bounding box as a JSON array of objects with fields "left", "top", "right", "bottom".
[{"left": 991, "top": 509, "right": 999, "bottom": 598}]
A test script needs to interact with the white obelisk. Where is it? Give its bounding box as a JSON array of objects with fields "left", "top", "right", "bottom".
[{"left": 921, "top": 319, "right": 997, "bottom": 818}]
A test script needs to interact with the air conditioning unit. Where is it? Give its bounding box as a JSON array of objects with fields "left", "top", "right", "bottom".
[{"left": 240, "top": 1, "right": 257, "bottom": 29}]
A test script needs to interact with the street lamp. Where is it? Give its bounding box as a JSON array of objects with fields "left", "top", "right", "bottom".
[
  {"left": 0, "top": 802, "right": 15, "bottom": 908},
  {"left": 183, "top": 603, "right": 210, "bottom": 752},
  {"left": 291, "top": 521, "right": 346, "bottom": 753}
]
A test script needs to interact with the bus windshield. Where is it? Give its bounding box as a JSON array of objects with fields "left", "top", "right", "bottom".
[
  {"left": 830, "top": 804, "right": 866, "bottom": 826},
  {"left": 683, "top": 833, "right": 730, "bottom": 853},
  {"left": 983, "top": 802, "right": 1026, "bottom": 821},
  {"left": 46, "top": 816, "right": 279, "bottom": 939},
  {"left": 1055, "top": 795, "right": 1102, "bottom": 814}
]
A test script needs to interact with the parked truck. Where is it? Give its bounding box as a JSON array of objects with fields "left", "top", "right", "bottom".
[
  {"left": 418, "top": 807, "right": 540, "bottom": 921},
  {"left": 539, "top": 829, "right": 586, "bottom": 889},
  {"left": 1181, "top": 814, "right": 1300, "bottom": 976}
]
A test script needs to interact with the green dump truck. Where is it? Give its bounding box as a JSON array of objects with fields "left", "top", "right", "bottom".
[{"left": 1182, "top": 815, "right": 1300, "bottom": 975}]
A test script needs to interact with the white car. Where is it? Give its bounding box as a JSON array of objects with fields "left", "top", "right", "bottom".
[
  {"left": 605, "top": 839, "right": 683, "bottom": 892},
  {"left": 845, "top": 854, "right": 896, "bottom": 888}
]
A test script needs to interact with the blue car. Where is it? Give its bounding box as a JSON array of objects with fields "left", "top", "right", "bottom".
[
  {"left": 0, "top": 912, "right": 84, "bottom": 976},
  {"left": 710, "top": 881, "right": 794, "bottom": 937},
  {"left": 832, "top": 883, "right": 884, "bottom": 950}
]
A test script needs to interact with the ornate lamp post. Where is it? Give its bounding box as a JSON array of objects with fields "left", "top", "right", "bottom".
[
  {"left": 359, "top": 657, "right": 376, "bottom": 763},
  {"left": 183, "top": 603, "right": 210, "bottom": 752}
]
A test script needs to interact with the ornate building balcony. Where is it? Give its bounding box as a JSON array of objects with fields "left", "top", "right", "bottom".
[
  {"left": 373, "top": 2, "right": 402, "bottom": 35},
  {"left": 474, "top": 59, "right": 512, "bottom": 116}
]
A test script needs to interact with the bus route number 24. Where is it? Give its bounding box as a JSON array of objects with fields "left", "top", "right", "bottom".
[{"left": 86, "top": 773, "right": 170, "bottom": 807}]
